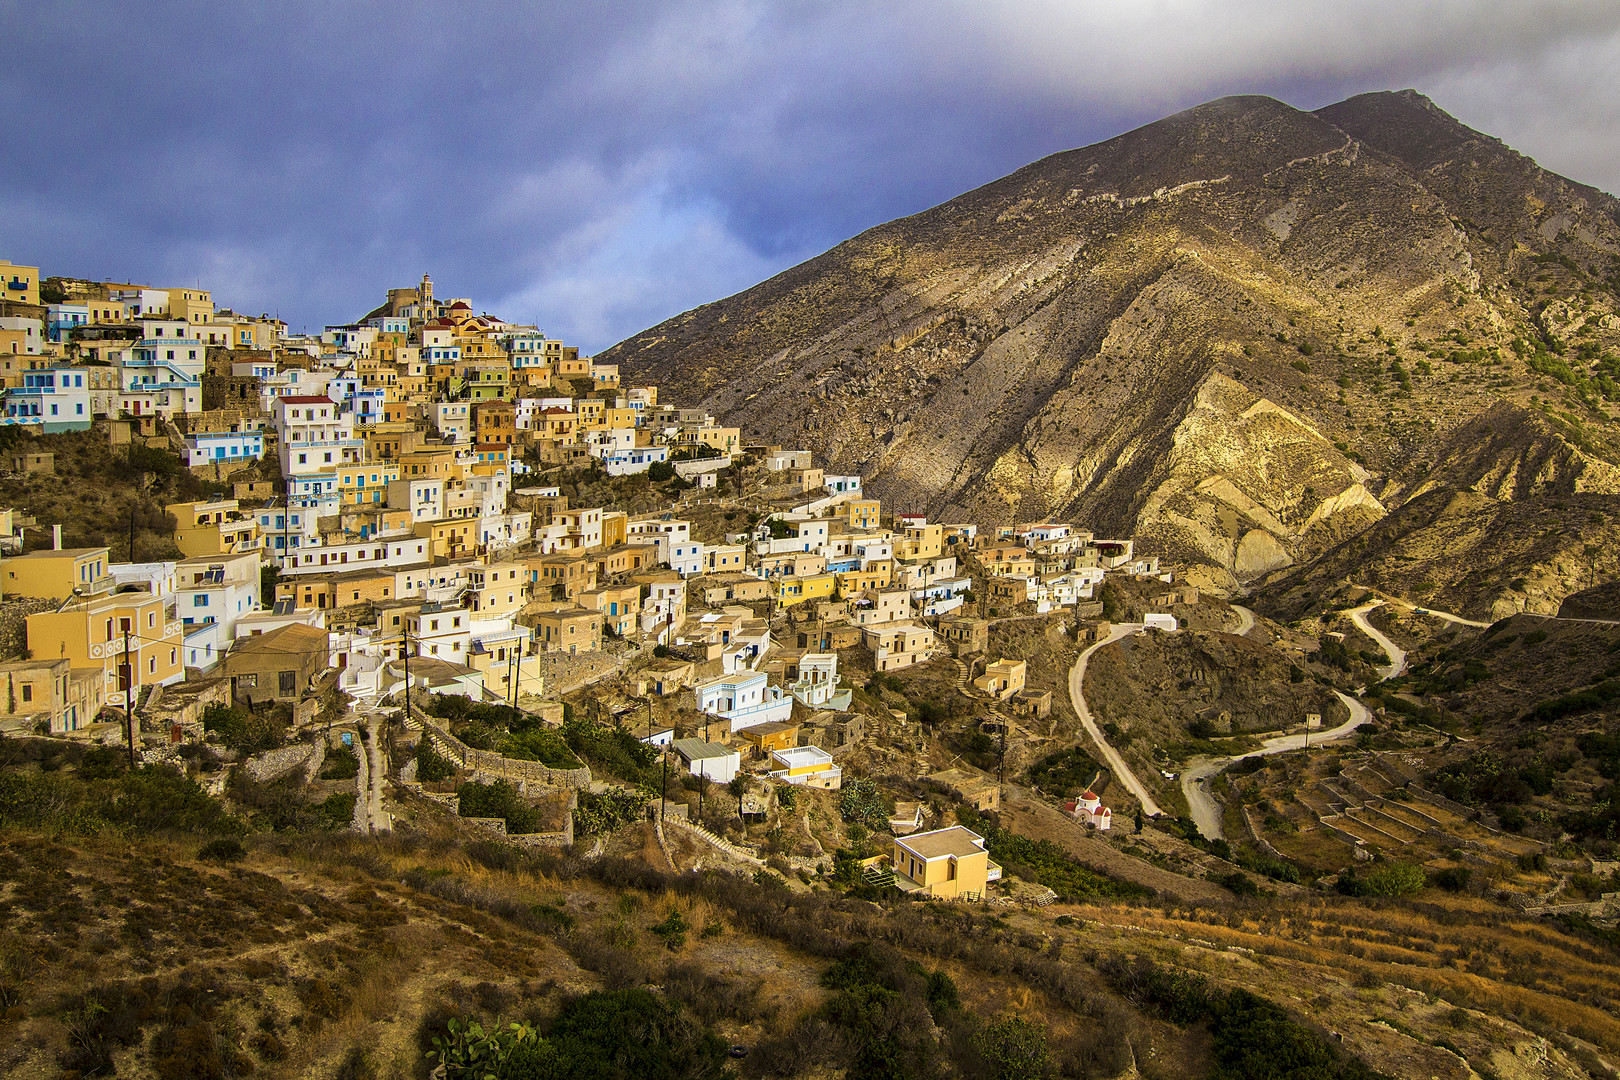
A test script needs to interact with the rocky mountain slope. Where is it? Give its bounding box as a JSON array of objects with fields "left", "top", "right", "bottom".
[{"left": 602, "top": 91, "right": 1620, "bottom": 602}]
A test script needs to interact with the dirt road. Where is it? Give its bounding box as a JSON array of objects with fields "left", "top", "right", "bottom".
[
  {"left": 1347, "top": 602, "right": 1407, "bottom": 680},
  {"left": 1067, "top": 623, "right": 1165, "bottom": 817},
  {"left": 1182, "top": 690, "right": 1370, "bottom": 840}
]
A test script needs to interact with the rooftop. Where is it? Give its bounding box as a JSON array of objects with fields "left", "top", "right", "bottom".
[
  {"left": 896, "top": 826, "right": 986, "bottom": 861},
  {"left": 671, "top": 738, "right": 734, "bottom": 761}
]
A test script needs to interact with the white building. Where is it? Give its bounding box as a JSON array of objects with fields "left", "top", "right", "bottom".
[{"left": 695, "top": 669, "right": 793, "bottom": 732}]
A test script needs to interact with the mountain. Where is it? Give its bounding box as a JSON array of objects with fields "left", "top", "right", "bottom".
[{"left": 601, "top": 91, "right": 1620, "bottom": 603}]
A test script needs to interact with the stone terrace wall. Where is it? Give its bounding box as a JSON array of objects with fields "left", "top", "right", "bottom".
[{"left": 411, "top": 705, "right": 592, "bottom": 790}]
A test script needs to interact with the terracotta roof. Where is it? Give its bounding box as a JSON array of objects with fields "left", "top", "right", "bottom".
[{"left": 280, "top": 395, "right": 335, "bottom": 405}]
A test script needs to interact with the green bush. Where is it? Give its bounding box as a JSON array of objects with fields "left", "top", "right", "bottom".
[
  {"left": 973, "top": 1014, "right": 1051, "bottom": 1080},
  {"left": 838, "top": 779, "right": 890, "bottom": 828},
  {"left": 514, "top": 989, "right": 727, "bottom": 1079},
  {"left": 319, "top": 744, "right": 360, "bottom": 780},
  {"left": 650, "top": 908, "right": 689, "bottom": 951},
  {"left": 457, "top": 780, "right": 543, "bottom": 834},
  {"left": 1024, "top": 746, "right": 1099, "bottom": 794},
  {"left": 1433, "top": 866, "right": 1472, "bottom": 892},
  {"left": 563, "top": 714, "right": 656, "bottom": 785},
  {"left": 1338, "top": 862, "right": 1425, "bottom": 897},
  {"left": 574, "top": 787, "right": 647, "bottom": 836},
  {"left": 416, "top": 737, "right": 456, "bottom": 782},
  {"left": 501, "top": 726, "right": 583, "bottom": 770}
]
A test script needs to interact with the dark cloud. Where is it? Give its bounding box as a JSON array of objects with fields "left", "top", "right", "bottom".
[{"left": 1, "top": 1, "right": 1616, "bottom": 351}]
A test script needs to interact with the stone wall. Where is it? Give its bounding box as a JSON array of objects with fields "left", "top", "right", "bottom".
[
  {"left": 412, "top": 706, "right": 592, "bottom": 789},
  {"left": 245, "top": 743, "right": 317, "bottom": 783}
]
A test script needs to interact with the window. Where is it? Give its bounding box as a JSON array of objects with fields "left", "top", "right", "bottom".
[
  {"left": 238, "top": 673, "right": 256, "bottom": 688},
  {"left": 278, "top": 670, "right": 296, "bottom": 695},
  {"left": 20, "top": 685, "right": 31, "bottom": 703}
]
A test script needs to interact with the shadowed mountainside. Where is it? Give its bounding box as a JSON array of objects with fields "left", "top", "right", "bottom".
[{"left": 603, "top": 90, "right": 1620, "bottom": 604}]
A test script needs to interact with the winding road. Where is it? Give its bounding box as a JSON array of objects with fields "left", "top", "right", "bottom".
[
  {"left": 1181, "top": 594, "right": 1492, "bottom": 839},
  {"left": 1182, "top": 690, "right": 1371, "bottom": 839},
  {"left": 1229, "top": 604, "right": 1256, "bottom": 637},
  {"left": 1346, "top": 602, "right": 1407, "bottom": 681},
  {"left": 1067, "top": 623, "right": 1165, "bottom": 817}
]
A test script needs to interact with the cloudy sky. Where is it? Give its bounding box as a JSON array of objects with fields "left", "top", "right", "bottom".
[{"left": 2, "top": 2, "right": 1618, "bottom": 352}]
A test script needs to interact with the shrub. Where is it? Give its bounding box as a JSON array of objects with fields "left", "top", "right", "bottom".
[
  {"left": 1339, "top": 862, "right": 1425, "bottom": 897},
  {"left": 202, "top": 702, "right": 287, "bottom": 754},
  {"left": 416, "top": 737, "right": 455, "bottom": 782},
  {"left": 972, "top": 1014, "right": 1050, "bottom": 1080},
  {"left": 838, "top": 779, "right": 890, "bottom": 828},
  {"left": 500, "top": 726, "right": 583, "bottom": 770},
  {"left": 574, "top": 787, "right": 647, "bottom": 836},
  {"left": 319, "top": 744, "right": 360, "bottom": 780},
  {"left": 1025, "top": 746, "right": 1100, "bottom": 794},
  {"left": 197, "top": 837, "right": 246, "bottom": 862},
  {"left": 457, "top": 780, "right": 543, "bottom": 834},
  {"left": 1433, "top": 866, "right": 1472, "bottom": 892},
  {"left": 650, "top": 908, "right": 690, "bottom": 951}
]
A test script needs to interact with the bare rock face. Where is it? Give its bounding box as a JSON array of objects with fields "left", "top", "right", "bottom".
[{"left": 603, "top": 90, "right": 1620, "bottom": 605}]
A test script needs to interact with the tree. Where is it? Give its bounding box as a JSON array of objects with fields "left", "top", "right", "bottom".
[
  {"left": 647, "top": 460, "right": 675, "bottom": 482},
  {"left": 727, "top": 775, "right": 748, "bottom": 821}
]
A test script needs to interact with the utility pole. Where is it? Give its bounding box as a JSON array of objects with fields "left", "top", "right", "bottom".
[
  {"left": 508, "top": 642, "right": 520, "bottom": 722},
  {"left": 122, "top": 629, "right": 136, "bottom": 772},
  {"left": 998, "top": 716, "right": 1007, "bottom": 787},
  {"left": 400, "top": 619, "right": 411, "bottom": 717}
]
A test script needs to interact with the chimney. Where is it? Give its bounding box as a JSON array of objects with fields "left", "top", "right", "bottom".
[{"left": 53, "top": 524, "right": 61, "bottom": 550}]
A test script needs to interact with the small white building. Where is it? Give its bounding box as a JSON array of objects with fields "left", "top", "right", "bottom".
[{"left": 671, "top": 738, "right": 739, "bottom": 783}]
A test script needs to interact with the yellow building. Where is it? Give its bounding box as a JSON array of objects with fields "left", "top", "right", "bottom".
[
  {"left": 338, "top": 463, "right": 401, "bottom": 505},
  {"left": 899, "top": 523, "right": 943, "bottom": 561},
  {"left": 168, "top": 499, "right": 259, "bottom": 557},
  {"left": 416, "top": 519, "right": 478, "bottom": 559},
  {"left": 776, "top": 571, "right": 837, "bottom": 608},
  {"left": 891, "top": 826, "right": 1000, "bottom": 900},
  {"left": 167, "top": 287, "right": 214, "bottom": 325},
  {"left": 0, "top": 261, "right": 40, "bottom": 307},
  {"left": 847, "top": 500, "right": 881, "bottom": 531},
  {"left": 973, "top": 658, "right": 1026, "bottom": 700},
  {"left": 1, "top": 547, "right": 111, "bottom": 601},
  {"left": 600, "top": 510, "right": 629, "bottom": 550},
  {"left": 26, "top": 590, "right": 184, "bottom": 706},
  {"left": 836, "top": 566, "right": 891, "bottom": 596}
]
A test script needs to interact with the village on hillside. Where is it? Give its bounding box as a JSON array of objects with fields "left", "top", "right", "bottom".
[{"left": 0, "top": 259, "right": 1219, "bottom": 898}]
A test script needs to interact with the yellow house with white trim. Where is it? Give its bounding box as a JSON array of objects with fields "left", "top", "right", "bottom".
[{"left": 891, "top": 826, "right": 1000, "bottom": 900}]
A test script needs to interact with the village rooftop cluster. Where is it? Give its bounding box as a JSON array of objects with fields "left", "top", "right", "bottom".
[{"left": 0, "top": 259, "right": 1174, "bottom": 898}]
